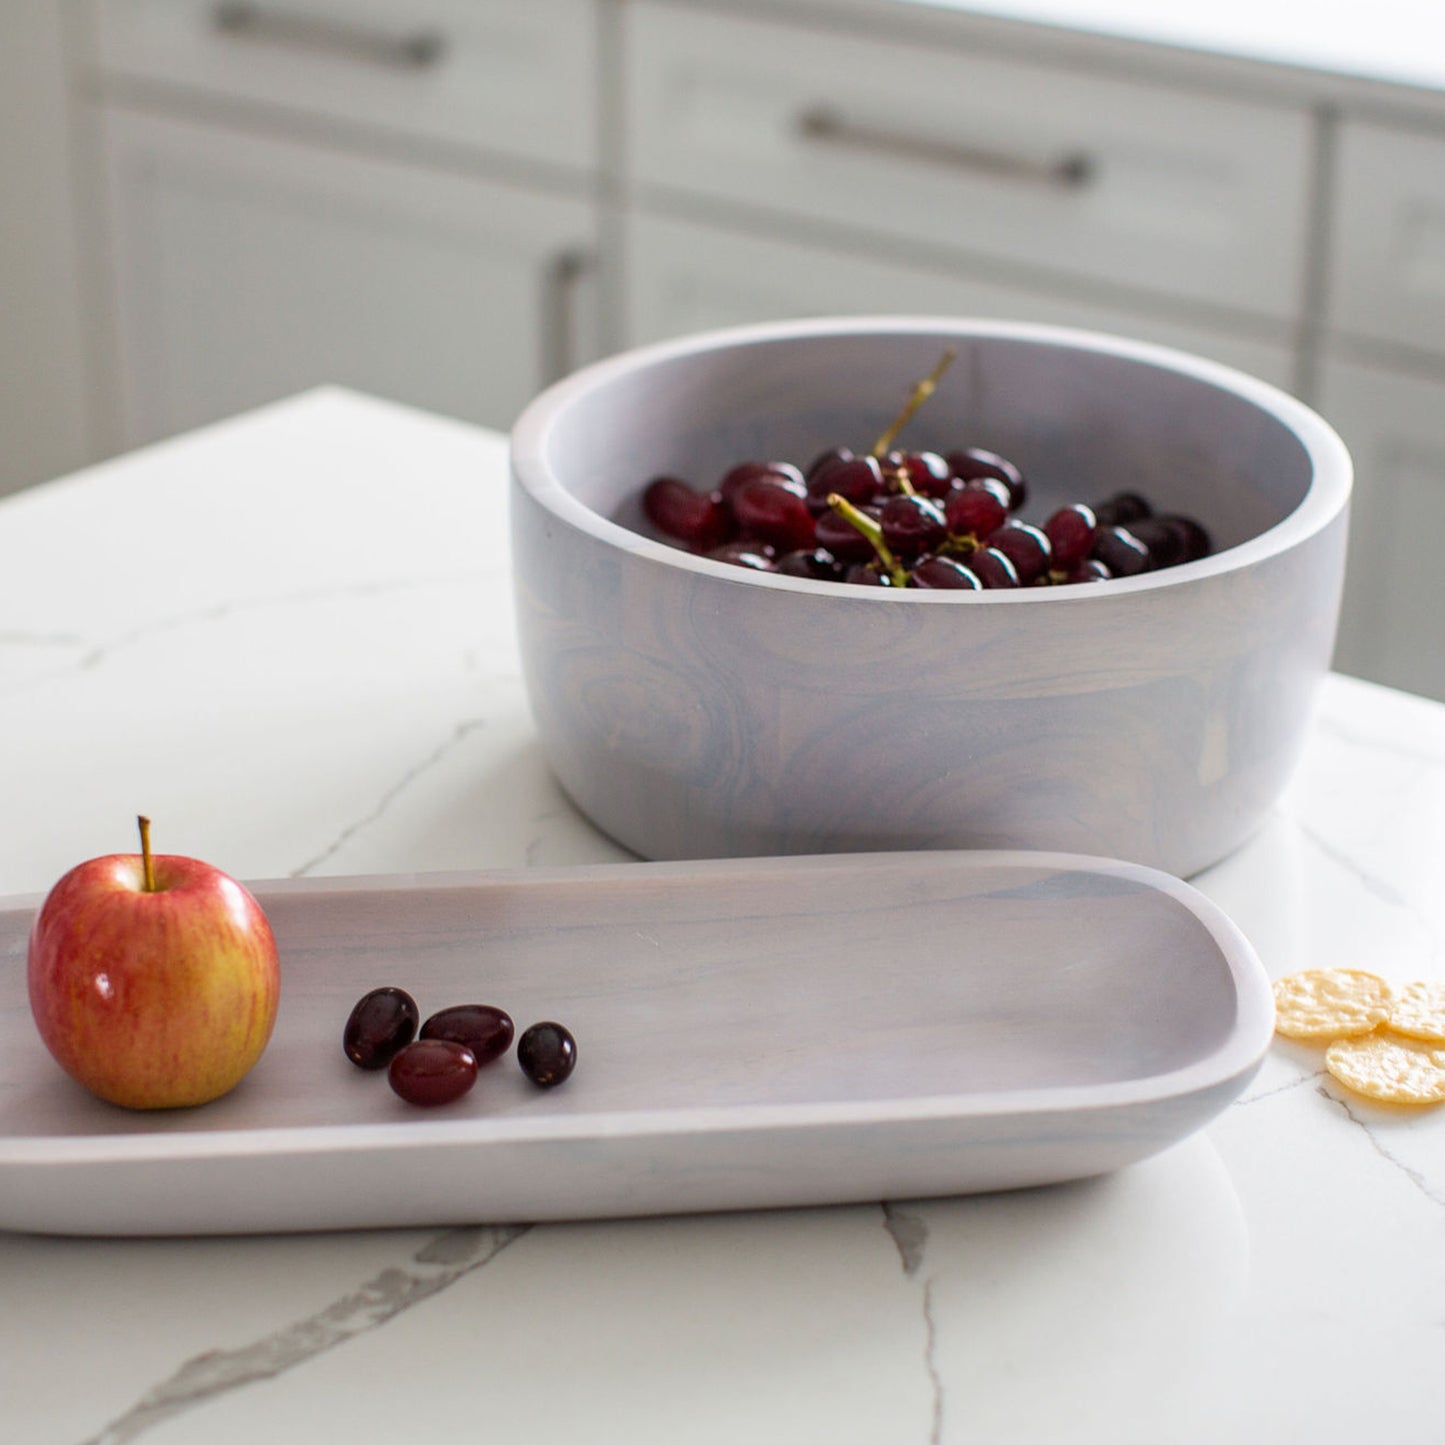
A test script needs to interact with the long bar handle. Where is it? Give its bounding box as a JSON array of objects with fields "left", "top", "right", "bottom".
[
  {"left": 542, "top": 248, "right": 592, "bottom": 385},
  {"left": 213, "top": 3, "right": 446, "bottom": 71},
  {"left": 798, "top": 106, "right": 1093, "bottom": 190}
]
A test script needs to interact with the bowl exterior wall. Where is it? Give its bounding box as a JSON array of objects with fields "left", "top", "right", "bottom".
[{"left": 511, "top": 480, "right": 1348, "bottom": 876}]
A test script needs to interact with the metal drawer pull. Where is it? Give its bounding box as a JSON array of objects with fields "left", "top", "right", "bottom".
[
  {"left": 212, "top": 3, "right": 446, "bottom": 71},
  {"left": 542, "top": 248, "right": 591, "bottom": 385},
  {"left": 798, "top": 106, "right": 1092, "bottom": 189}
]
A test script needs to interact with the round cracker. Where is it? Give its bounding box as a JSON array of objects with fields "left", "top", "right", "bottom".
[
  {"left": 1325, "top": 1033, "right": 1445, "bottom": 1105},
  {"left": 1386, "top": 980, "right": 1445, "bottom": 1043},
  {"left": 1272, "top": 969, "right": 1392, "bottom": 1040}
]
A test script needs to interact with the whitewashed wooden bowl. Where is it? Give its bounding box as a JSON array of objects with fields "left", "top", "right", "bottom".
[{"left": 509, "top": 317, "right": 1351, "bottom": 876}]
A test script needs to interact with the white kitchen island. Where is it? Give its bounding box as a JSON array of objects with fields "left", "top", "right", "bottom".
[{"left": 1, "top": 389, "right": 1442, "bottom": 1444}]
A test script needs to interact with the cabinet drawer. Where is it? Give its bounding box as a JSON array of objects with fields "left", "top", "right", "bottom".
[
  {"left": 1317, "top": 356, "right": 1445, "bottom": 702},
  {"left": 1329, "top": 121, "right": 1445, "bottom": 360},
  {"left": 626, "top": 3, "right": 1312, "bottom": 322},
  {"left": 85, "top": 0, "right": 598, "bottom": 173},
  {"left": 624, "top": 214, "right": 1296, "bottom": 391},
  {"left": 99, "top": 109, "right": 599, "bottom": 446}
]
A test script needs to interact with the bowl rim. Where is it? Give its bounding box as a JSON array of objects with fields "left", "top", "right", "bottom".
[{"left": 510, "top": 315, "right": 1353, "bottom": 603}]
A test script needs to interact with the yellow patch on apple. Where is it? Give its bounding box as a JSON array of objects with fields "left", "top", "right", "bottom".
[{"left": 26, "top": 817, "right": 280, "bottom": 1109}]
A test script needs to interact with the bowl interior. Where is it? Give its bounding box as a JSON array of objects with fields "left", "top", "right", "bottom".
[{"left": 534, "top": 326, "right": 1319, "bottom": 557}]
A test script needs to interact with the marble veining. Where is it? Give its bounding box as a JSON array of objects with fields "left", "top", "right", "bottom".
[
  {"left": 1319, "top": 1087, "right": 1445, "bottom": 1208},
  {"left": 880, "top": 1202, "right": 946, "bottom": 1443},
  {"left": 3, "top": 391, "right": 1442, "bottom": 1444},
  {"left": 81, "top": 1225, "right": 532, "bottom": 1445},
  {"left": 289, "top": 714, "right": 493, "bottom": 878}
]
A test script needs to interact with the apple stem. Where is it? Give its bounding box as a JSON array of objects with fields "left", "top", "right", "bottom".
[
  {"left": 870, "top": 347, "right": 957, "bottom": 459},
  {"left": 137, "top": 815, "right": 156, "bottom": 893}
]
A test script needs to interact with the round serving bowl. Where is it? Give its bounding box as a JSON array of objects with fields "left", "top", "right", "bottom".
[{"left": 509, "top": 317, "right": 1351, "bottom": 877}]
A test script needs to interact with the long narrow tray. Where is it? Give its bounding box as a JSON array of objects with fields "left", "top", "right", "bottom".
[{"left": 0, "top": 851, "right": 1273, "bottom": 1236}]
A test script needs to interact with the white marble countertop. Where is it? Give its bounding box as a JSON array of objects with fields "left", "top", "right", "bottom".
[{"left": 3, "top": 387, "right": 1443, "bottom": 1444}]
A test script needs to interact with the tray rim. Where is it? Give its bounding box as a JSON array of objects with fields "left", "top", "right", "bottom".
[{"left": 0, "top": 848, "right": 1276, "bottom": 1168}]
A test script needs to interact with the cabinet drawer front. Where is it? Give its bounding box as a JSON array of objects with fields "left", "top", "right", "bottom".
[
  {"left": 1330, "top": 121, "right": 1445, "bottom": 360},
  {"left": 100, "top": 110, "right": 599, "bottom": 446},
  {"left": 86, "top": 0, "right": 598, "bottom": 172},
  {"left": 1318, "top": 357, "right": 1445, "bottom": 703},
  {"left": 626, "top": 3, "right": 1311, "bottom": 321},
  {"left": 624, "top": 214, "right": 1296, "bottom": 391}
]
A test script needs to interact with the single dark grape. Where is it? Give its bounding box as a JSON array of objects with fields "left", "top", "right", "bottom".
[
  {"left": 946, "top": 447, "right": 1027, "bottom": 510},
  {"left": 844, "top": 562, "right": 893, "bottom": 586},
  {"left": 908, "top": 556, "right": 981, "bottom": 589},
  {"left": 388, "top": 1039, "right": 478, "bottom": 1106},
  {"left": 805, "top": 446, "right": 854, "bottom": 482},
  {"left": 985, "top": 520, "right": 1052, "bottom": 584},
  {"left": 1092, "top": 490, "right": 1152, "bottom": 527},
  {"left": 879, "top": 494, "right": 946, "bottom": 558},
  {"left": 964, "top": 545, "right": 1021, "bottom": 589},
  {"left": 881, "top": 449, "right": 952, "bottom": 497},
  {"left": 814, "top": 505, "right": 879, "bottom": 563},
  {"left": 517, "top": 1022, "right": 577, "bottom": 1088},
  {"left": 718, "top": 460, "right": 805, "bottom": 506},
  {"left": 1131, "top": 514, "right": 1212, "bottom": 568},
  {"left": 706, "top": 539, "right": 775, "bottom": 570},
  {"left": 344, "top": 986, "right": 419, "bottom": 1070},
  {"left": 1061, "top": 557, "right": 1113, "bottom": 584},
  {"left": 1043, "top": 504, "right": 1098, "bottom": 570},
  {"left": 943, "top": 481, "right": 1008, "bottom": 542},
  {"left": 775, "top": 547, "right": 842, "bottom": 581},
  {"left": 806, "top": 454, "right": 882, "bottom": 511},
  {"left": 1172, "top": 515, "right": 1212, "bottom": 562},
  {"left": 420, "top": 1004, "right": 515, "bottom": 1067},
  {"left": 1092, "top": 524, "right": 1151, "bottom": 577},
  {"left": 730, "top": 478, "right": 816, "bottom": 552},
  {"left": 642, "top": 477, "right": 734, "bottom": 552}
]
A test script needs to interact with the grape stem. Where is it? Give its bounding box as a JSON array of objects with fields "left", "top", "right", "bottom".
[
  {"left": 869, "top": 348, "right": 957, "bottom": 459},
  {"left": 137, "top": 814, "right": 155, "bottom": 893},
  {"left": 827, "top": 493, "right": 908, "bottom": 587}
]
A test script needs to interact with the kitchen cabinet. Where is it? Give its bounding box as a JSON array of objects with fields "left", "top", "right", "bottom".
[
  {"left": 83, "top": 0, "right": 601, "bottom": 447},
  {"left": 99, "top": 108, "right": 597, "bottom": 445},
  {"left": 1315, "top": 116, "right": 1445, "bottom": 700},
  {"left": 624, "top": 2, "right": 1314, "bottom": 326},
  {"left": 624, "top": 213, "right": 1296, "bottom": 388},
  {"left": 1317, "top": 358, "right": 1445, "bottom": 702},
  {"left": 6, "top": 0, "right": 1445, "bottom": 697}
]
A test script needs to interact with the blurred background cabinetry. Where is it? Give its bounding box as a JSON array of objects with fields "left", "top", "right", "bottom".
[
  {"left": 81, "top": 0, "right": 602, "bottom": 447},
  {"left": 4, "top": 0, "right": 1445, "bottom": 700}
]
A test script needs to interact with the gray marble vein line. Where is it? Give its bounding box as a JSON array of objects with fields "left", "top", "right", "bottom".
[
  {"left": 291, "top": 716, "right": 490, "bottom": 877},
  {"left": 73, "top": 572, "right": 483, "bottom": 672},
  {"left": 1317, "top": 1084, "right": 1445, "bottom": 1208},
  {"left": 1293, "top": 818, "right": 1415, "bottom": 912},
  {"left": 1232, "top": 1069, "right": 1327, "bottom": 1106},
  {"left": 881, "top": 1204, "right": 943, "bottom": 1443},
  {"left": 1314, "top": 714, "right": 1445, "bottom": 771},
  {"left": 0, "top": 629, "right": 87, "bottom": 648},
  {"left": 882, "top": 1201, "right": 928, "bottom": 1277},
  {"left": 523, "top": 807, "right": 577, "bottom": 866},
  {"left": 81, "top": 1223, "right": 532, "bottom": 1445},
  {"left": 923, "top": 1277, "right": 944, "bottom": 1445}
]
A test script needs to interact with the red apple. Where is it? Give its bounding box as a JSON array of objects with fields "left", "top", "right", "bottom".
[{"left": 27, "top": 817, "right": 280, "bottom": 1109}]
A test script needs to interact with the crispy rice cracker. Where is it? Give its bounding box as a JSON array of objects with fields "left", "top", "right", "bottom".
[
  {"left": 1324, "top": 1033, "right": 1445, "bottom": 1105},
  {"left": 1272, "top": 969, "right": 1392, "bottom": 1040}
]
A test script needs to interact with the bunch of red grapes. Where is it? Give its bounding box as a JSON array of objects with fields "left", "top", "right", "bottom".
[{"left": 642, "top": 442, "right": 1211, "bottom": 590}]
